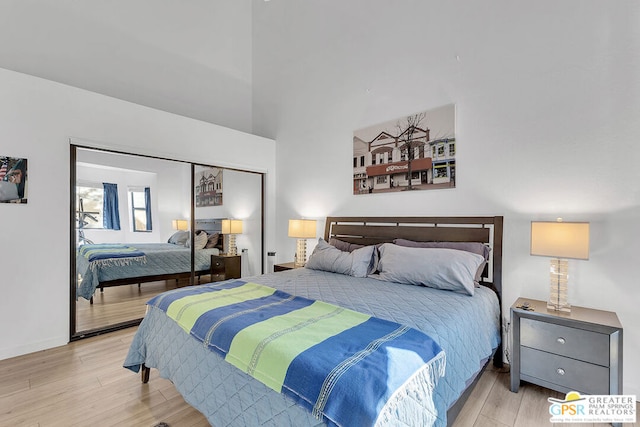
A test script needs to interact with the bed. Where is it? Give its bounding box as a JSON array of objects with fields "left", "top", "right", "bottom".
[
  {"left": 124, "top": 216, "right": 504, "bottom": 427},
  {"left": 76, "top": 218, "right": 224, "bottom": 302}
]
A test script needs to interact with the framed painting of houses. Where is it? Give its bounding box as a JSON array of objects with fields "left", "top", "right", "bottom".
[
  {"left": 195, "top": 166, "right": 223, "bottom": 207},
  {"left": 0, "top": 156, "right": 27, "bottom": 203},
  {"left": 353, "top": 104, "right": 455, "bottom": 195}
]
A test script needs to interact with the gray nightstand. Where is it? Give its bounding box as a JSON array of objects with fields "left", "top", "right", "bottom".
[{"left": 510, "top": 297, "right": 623, "bottom": 398}]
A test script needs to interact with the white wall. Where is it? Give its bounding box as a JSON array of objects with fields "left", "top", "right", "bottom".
[
  {"left": 253, "top": 1, "right": 640, "bottom": 395},
  {"left": 0, "top": 0, "right": 254, "bottom": 133},
  {"left": 0, "top": 67, "right": 275, "bottom": 360}
]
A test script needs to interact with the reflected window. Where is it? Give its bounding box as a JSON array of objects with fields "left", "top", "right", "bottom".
[
  {"left": 76, "top": 184, "right": 103, "bottom": 229},
  {"left": 130, "top": 187, "right": 152, "bottom": 232}
]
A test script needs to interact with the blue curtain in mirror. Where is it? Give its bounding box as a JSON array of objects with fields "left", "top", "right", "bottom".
[
  {"left": 103, "top": 182, "right": 121, "bottom": 230},
  {"left": 144, "top": 187, "right": 152, "bottom": 231}
]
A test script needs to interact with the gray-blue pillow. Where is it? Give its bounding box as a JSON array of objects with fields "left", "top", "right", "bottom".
[
  {"left": 306, "top": 238, "right": 376, "bottom": 277},
  {"left": 375, "top": 243, "right": 485, "bottom": 296},
  {"left": 393, "top": 239, "right": 490, "bottom": 284}
]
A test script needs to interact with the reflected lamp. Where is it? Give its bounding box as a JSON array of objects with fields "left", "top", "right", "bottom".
[
  {"left": 288, "top": 219, "right": 317, "bottom": 267},
  {"left": 221, "top": 219, "right": 243, "bottom": 256},
  {"left": 172, "top": 219, "right": 189, "bottom": 231},
  {"left": 530, "top": 220, "right": 590, "bottom": 313}
]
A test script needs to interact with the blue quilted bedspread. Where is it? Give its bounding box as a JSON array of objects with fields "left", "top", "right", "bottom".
[
  {"left": 124, "top": 268, "right": 500, "bottom": 427},
  {"left": 147, "top": 280, "right": 445, "bottom": 427},
  {"left": 76, "top": 243, "right": 220, "bottom": 300}
]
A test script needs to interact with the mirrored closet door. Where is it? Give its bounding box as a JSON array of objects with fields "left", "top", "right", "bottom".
[{"left": 70, "top": 146, "right": 264, "bottom": 339}]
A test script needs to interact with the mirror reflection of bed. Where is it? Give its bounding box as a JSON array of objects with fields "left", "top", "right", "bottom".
[
  {"left": 75, "top": 218, "right": 224, "bottom": 332},
  {"left": 73, "top": 147, "right": 264, "bottom": 336}
]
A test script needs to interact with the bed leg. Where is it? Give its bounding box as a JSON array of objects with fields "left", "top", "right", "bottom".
[
  {"left": 141, "top": 364, "right": 150, "bottom": 383},
  {"left": 90, "top": 296, "right": 93, "bottom": 305},
  {"left": 493, "top": 342, "right": 505, "bottom": 369}
]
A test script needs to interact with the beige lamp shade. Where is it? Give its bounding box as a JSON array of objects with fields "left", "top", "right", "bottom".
[
  {"left": 288, "top": 219, "right": 317, "bottom": 239},
  {"left": 172, "top": 219, "right": 189, "bottom": 231},
  {"left": 530, "top": 221, "right": 590, "bottom": 260},
  {"left": 221, "top": 219, "right": 243, "bottom": 235}
]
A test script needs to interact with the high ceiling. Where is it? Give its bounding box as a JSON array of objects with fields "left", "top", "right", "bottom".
[{"left": 0, "top": 0, "right": 254, "bottom": 133}]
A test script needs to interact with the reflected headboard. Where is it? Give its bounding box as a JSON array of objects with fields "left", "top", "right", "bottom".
[
  {"left": 195, "top": 218, "right": 223, "bottom": 235},
  {"left": 323, "top": 216, "right": 503, "bottom": 297}
]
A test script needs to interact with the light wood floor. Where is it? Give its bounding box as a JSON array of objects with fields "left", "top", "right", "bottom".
[{"left": 1, "top": 328, "right": 636, "bottom": 427}]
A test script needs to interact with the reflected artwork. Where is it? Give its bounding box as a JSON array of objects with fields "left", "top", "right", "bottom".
[{"left": 195, "top": 167, "right": 223, "bottom": 207}]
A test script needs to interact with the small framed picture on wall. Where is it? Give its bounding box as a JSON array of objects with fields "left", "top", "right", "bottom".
[{"left": 0, "top": 156, "right": 28, "bottom": 204}]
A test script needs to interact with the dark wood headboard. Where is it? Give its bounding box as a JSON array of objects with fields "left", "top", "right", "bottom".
[{"left": 324, "top": 216, "right": 503, "bottom": 297}]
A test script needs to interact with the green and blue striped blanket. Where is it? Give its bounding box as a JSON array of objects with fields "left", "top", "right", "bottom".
[
  {"left": 78, "top": 244, "right": 146, "bottom": 270},
  {"left": 148, "top": 280, "right": 445, "bottom": 427}
]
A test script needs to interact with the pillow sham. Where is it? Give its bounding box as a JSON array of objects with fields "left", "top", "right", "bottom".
[
  {"left": 305, "top": 238, "right": 376, "bottom": 278},
  {"left": 186, "top": 230, "right": 208, "bottom": 250},
  {"left": 328, "top": 238, "right": 365, "bottom": 253},
  {"left": 376, "top": 243, "right": 485, "bottom": 296},
  {"left": 167, "top": 230, "right": 189, "bottom": 246},
  {"left": 205, "top": 232, "right": 220, "bottom": 249},
  {"left": 393, "top": 239, "right": 490, "bottom": 284}
]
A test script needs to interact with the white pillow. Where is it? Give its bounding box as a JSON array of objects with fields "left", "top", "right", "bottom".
[
  {"left": 168, "top": 230, "right": 189, "bottom": 246},
  {"left": 305, "top": 238, "right": 376, "bottom": 277},
  {"left": 375, "top": 243, "right": 484, "bottom": 296}
]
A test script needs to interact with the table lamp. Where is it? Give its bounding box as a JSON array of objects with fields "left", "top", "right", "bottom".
[
  {"left": 288, "top": 219, "right": 317, "bottom": 267},
  {"left": 221, "top": 219, "right": 243, "bottom": 255},
  {"left": 530, "top": 220, "right": 590, "bottom": 312}
]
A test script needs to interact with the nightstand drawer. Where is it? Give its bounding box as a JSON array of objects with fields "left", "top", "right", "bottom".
[
  {"left": 521, "top": 318, "right": 609, "bottom": 366},
  {"left": 210, "top": 258, "right": 225, "bottom": 274},
  {"left": 521, "top": 347, "right": 609, "bottom": 395}
]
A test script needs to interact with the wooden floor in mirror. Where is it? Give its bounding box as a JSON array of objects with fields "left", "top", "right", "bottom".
[
  {"left": 76, "top": 275, "right": 215, "bottom": 332},
  {"left": 2, "top": 328, "right": 634, "bottom": 427}
]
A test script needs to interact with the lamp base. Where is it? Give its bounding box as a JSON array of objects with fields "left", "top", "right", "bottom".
[
  {"left": 547, "top": 258, "right": 571, "bottom": 313},
  {"left": 225, "top": 234, "right": 238, "bottom": 256},
  {"left": 294, "top": 238, "right": 307, "bottom": 267},
  {"left": 547, "top": 301, "right": 571, "bottom": 313}
]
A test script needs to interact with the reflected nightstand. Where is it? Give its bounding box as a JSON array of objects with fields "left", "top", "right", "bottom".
[
  {"left": 210, "top": 254, "right": 241, "bottom": 281},
  {"left": 273, "top": 262, "right": 302, "bottom": 272}
]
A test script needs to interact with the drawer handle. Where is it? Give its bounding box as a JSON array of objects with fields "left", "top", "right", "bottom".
[
  {"left": 556, "top": 368, "right": 565, "bottom": 376},
  {"left": 556, "top": 337, "right": 566, "bottom": 344}
]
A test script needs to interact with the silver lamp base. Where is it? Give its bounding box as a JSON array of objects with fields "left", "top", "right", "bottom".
[
  {"left": 547, "top": 258, "right": 571, "bottom": 313},
  {"left": 294, "top": 238, "right": 307, "bottom": 267}
]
